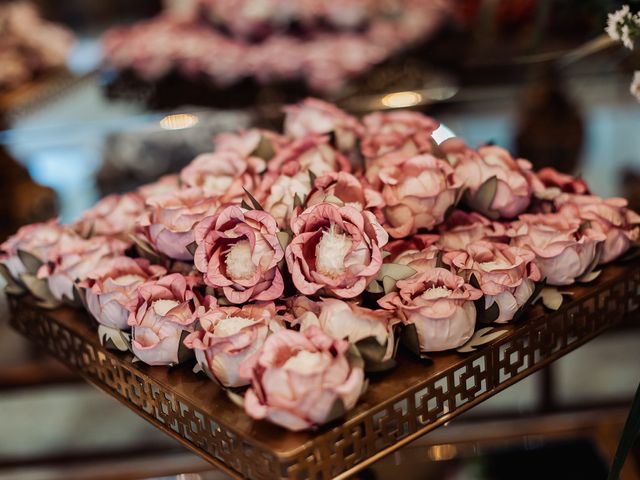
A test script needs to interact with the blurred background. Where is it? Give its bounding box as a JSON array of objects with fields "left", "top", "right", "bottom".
[{"left": 1, "top": 0, "right": 640, "bottom": 478}]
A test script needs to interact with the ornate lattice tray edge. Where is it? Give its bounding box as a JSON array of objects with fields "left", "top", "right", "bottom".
[{"left": 8, "top": 262, "right": 640, "bottom": 480}]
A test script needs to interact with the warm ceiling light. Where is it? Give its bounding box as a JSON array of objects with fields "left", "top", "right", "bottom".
[
  {"left": 381, "top": 91, "right": 423, "bottom": 108},
  {"left": 427, "top": 444, "right": 457, "bottom": 461},
  {"left": 159, "top": 113, "right": 199, "bottom": 130}
]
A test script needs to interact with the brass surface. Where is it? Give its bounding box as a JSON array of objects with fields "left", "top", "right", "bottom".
[{"left": 8, "top": 260, "right": 640, "bottom": 479}]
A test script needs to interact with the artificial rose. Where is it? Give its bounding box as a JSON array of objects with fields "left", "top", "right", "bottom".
[
  {"left": 375, "top": 154, "right": 461, "bottom": 238},
  {"left": 361, "top": 110, "right": 439, "bottom": 165},
  {"left": 214, "top": 128, "right": 286, "bottom": 161},
  {"left": 267, "top": 135, "right": 350, "bottom": 178},
  {"left": 443, "top": 241, "right": 540, "bottom": 323},
  {"left": 0, "top": 220, "right": 74, "bottom": 281},
  {"left": 73, "top": 192, "right": 145, "bottom": 239},
  {"left": 555, "top": 194, "right": 640, "bottom": 264},
  {"left": 286, "top": 203, "right": 388, "bottom": 298},
  {"left": 536, "top": 167, "right": 590, "bottom": 195},
  {"left": 509, "top": 213, "right": 606, "bottom": 285},
  {"left": 436, "top": 210, "right": 507, "bottom": 251},
  {"left": 37, "top": 236, "right": 129, "bottom": 302},
  {"left": 180, "top": 150, "right": 262, "bottom": 201},
  {"left": 137, "top": 174, "right": 180, "bottom": 199},
  {"left": 379, "top": 268, "right": 482, "bottom": 352},
  {"left": 261, "top": 172, "right": 312, "bottom": 229},
  {"left": 448, "top": 143, "right": 537, "bottom": 219},
  {"left": 184, "top": 300, "right": 283, "bottom": 387},
  {"left": 240, "top": 326, "right": 365, "bottom": 431},
  {"left": 295, "top": 297, "right": 399, "bottom": 370},
  {"left": 283, "top": 98, "right": 364, "bottom": 153},
  {"left": 128, "top": 273, "right": 200, "bottom": 366},
  {"left": 194, "top": 205, "right": 285, "bottom": 303},
  {"left": 138, "top": 187, "right": 219, "bottom": 261},
  {"left": 80, "top": 256, "right": 166, "bottom": 330},
  {"left": 306, "top": 171, "right": 384, "bottom": 221}
]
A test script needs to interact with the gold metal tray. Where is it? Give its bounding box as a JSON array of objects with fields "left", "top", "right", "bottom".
[{"left": 8, "top": 260, "right": 640, "bottom": 479}]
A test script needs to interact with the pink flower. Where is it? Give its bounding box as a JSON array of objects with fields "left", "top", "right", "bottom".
[
  {"left": 443, "top": 241, "right": 540, "bottom": 323},
  {"left": 306, "top": 171, "right": 384, "bottom": 221},
  {"left": 509, "top": 213, "right": 606, "bottom": 285},
  {"left": 184, "top": 301, "right": 283, "bottom": 387},
  {"left": 536, "top": 167, "right": 590, "bottom": 195},
  {"left": 80, "top": 256, "right": 166, "bottom": 330},
  {"left": 450, "top": 144, "right": 537, "bottom": 219},
  {"left": 214, "top": 128, "right": 286, "bottom": 161},
  {"left": 436, "top": 210, "right": 507, "bottom": 251},
  {"left": 267, "top": 136, "right": 351, "bottom": 178},
  {"left": 286, "top": 203, "right": 388, "bottom": 298},
  {"left": 555, "top": 194, "right": 640, "bottom": 264},
  {"left": 37, "top": 236, "right": 129, "bottom": 302},
  {"left": 180, "top": 150, "right": 262, "bottom": 202},
  {"left": 137, "top": 174, "right": 180, "bottom": 199},
  {"left": 384, "top": 234, "right": 441, "bottom": 272},
  {"left": 194, "top": 206, "right": 285, "bottom": 304},
  {"left": 295, "top": 297, "right": 399, "bottom": 369},
  {"left": 138, "top": 187, "right": 219, "bottom": 261},
  {"left": 0, "top": 220, "right": 74, "bottom": 280},
  {"left": 361, "top": 110, "right": 439, "bottom": 165},
  {"left": 283, "top": 98, "right": 364, "bottom": 153},
  {"left": 379, "top": 268, "right": 482, "bottom": 352},
  {"left": 128, "top": 273, "right": 200, "bottom": 366},
  {"left": 375, "top": 154, "right": 461, "bottom": 238},
  {"left": 73, "top": 193, "right": 145, "bottom": 239},
  {"left": 240, "top": 326, "right": 365, "bottom": 431},
  {"left": 261, "top": 172, "right": 312, "bottom": 229}
]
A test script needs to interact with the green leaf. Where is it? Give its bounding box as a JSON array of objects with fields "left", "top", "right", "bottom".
[
  {"left": 17, "top": 249, "right": 43, "bottom": 274},
  {"left": 577, "top": 270, "right": 601, "bottom": 283},
  {"left": 20, "top": 274, "right": 60, "bottom": 308},
  {"left": 323, "top": 397, "right": 346, "bottom": 424},
  {"left": 457, "top": 327, "right": 509, "bottom": 353},
  {"left": 476, "top": 296, "right": 501, "bottom": 324},
  {"left": 0, "top": 262, "right": 26, "bottom": 295},
  {"left": 253, "top": 134, "right": 275, "bottom": 161},
  {"left": 308, "top": 170, "right": 317, "bottom": 187},
  {"left": 176, "top": 330, "right": 194, "bottom": 364},
  {"left": 240, "top": 199, "right": 252, "bottom": 210},
  {"left": 535, "top": 287, "right": 569, "bottom": 311},
  {"left": 608, "top": 382, "right": 640, "bottom": 480},
  {"left": 98, "top": 325, "right": 130, "bottom": 352},
  {"left": 402, "top": 324, "right": 432, "bottom": 362},
  {"left": 293, "top": 193, "right": 305, "bottom": 210},
  {"left": 377, "top": 263, "right": 416, "bottom": 282},
  {"left": 243, "top": 187, "right": 264, "bottom": 211},
  {"left": 185, "top": 241, "right": 198, "bottom": 257},
  {"left": 366, "top": 280, "right": 384, "bottom": 294},
  {"left": 276, "top": 231, "right": 291, "bottom": 251},
  {"left": 467, "top": 176, "right": 499, "bottom": 220},
  {"left": 226, "top": 390, "right": 245, "bottom": 408}
]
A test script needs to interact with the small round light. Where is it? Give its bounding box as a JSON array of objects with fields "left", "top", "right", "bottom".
[
  {"left": 381, "top": 91, "right": 423, "bottom": 109},
  {"left": 159, "top": 113, "right": 199, "bottom": 130}
]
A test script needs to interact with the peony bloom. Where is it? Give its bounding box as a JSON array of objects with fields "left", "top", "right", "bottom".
[
  {"left": 283, "top": 98, "right": 364, "bottom": 153},
  {"left": 214, "top": 128, "right": 286, "bottom": 161},
  {"left": 509, "top": 213, "right": 606, "bottom": 285},
  {"left": 306, "top": 171, "right": 384, "bottom": 221},
  {"left": 286, "top": 203, "right": 388, "bottom": 298},
  {"left": 379, "top": 268, "right": 482, "bottom": 352},
  {"left": 73, "top": 192, "right": 145, "bottom": 239},
  {"left": 137, "top": 174, "right": 180, "bottom": 199},
  {"left": 128, "top": 273, "right": 200, "bottom": 366},
  {"left": 0, "top": 220, "right": 75, "bottom": 281},
  {"left": 555, "top": 194, "right": 640, "bottom": 264},
  {"left": 184, "top": 300, "right": 283, "bottom": 387},
  {"left": 437, "top": 210, "right": 507, "bottom": 251},
  {"left": 180, "top": 150, "right": 263, "bottom": 202},
  {"left": 375, "top": 154, "right": 461, "bottom": 238},
  {"left": 536, "top": 167, "right": 590, "bottom": 196},
  {"left": 295, "top": 297, "right": 399, "bottom": 370},
  {"left": 443, "top": 241, "right": 540, "bottom": 323},
  {"left": 194, "top": 205, "right": 284, "bottom": 303},
  {"left": 37, "top": 236, "right": 129, "bottom": 302},
  {"left": 80, "top": 256, "right": 166, "bottom": 330},
  {"left": 267, "top": 135, "right": 350, "bottom": 178},
  {"left": 138, "top": 187, "right": 219, "bottom": 261},
  {"left": 261, "top": 172, "right": 312, "bottom": 229},
  {"left": 448, "top": 143, "right": 537, "bottom": 219},
  {"left": 361, "top": 110, "right": 439, "bottom": 166},
  {"left": 240, "top": 326, "right": 365, "bottom": 431}
]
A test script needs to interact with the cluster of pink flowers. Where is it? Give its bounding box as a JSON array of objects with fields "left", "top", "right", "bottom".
[
  {"left": 3, "top": 98, "right": 639, "bottom": 432},
  {"left": 0, "top": 2, "right": 74, "bottom": 89},
  {"left": 102, "top": 0, "right": 450, "bottom": 93}
]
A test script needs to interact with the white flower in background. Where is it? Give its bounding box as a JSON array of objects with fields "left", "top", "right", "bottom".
[
  {"left": 630, "top": 71, "right": 640, "bottom": 101},
  {"left": 606, "top": 5, "right": 630, "bottom": 41},
  {"left": 621, "top": 24, "right": 634, "bottom": 49}
]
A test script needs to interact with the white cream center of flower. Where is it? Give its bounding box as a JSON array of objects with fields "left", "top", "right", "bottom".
[
  {"left": 225, "top": 240, "right": 257, "bottom": 280},
  {"left": 214, "top": 316, "right": 255, "bottom": 337},
  {"left": 203, "top": 174, "right": 233, "bottom": 193},
  {"left": 479, "top": 260, "right": 510, "bottom": 270},
  {"left": 421, "top": 287, "right": 453, "bottom": 300},
  {"left": 113, "top": 274, "right": 145, "bottom": 286},
  {"left": 153, "top": 299, "right": 180, "bottom": 316},
  {"left": 315, "top": 224, "right": 352, "bottom": 278},
  {"left": 283, "top": 350, "right": 329, "bottom": 373}
]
